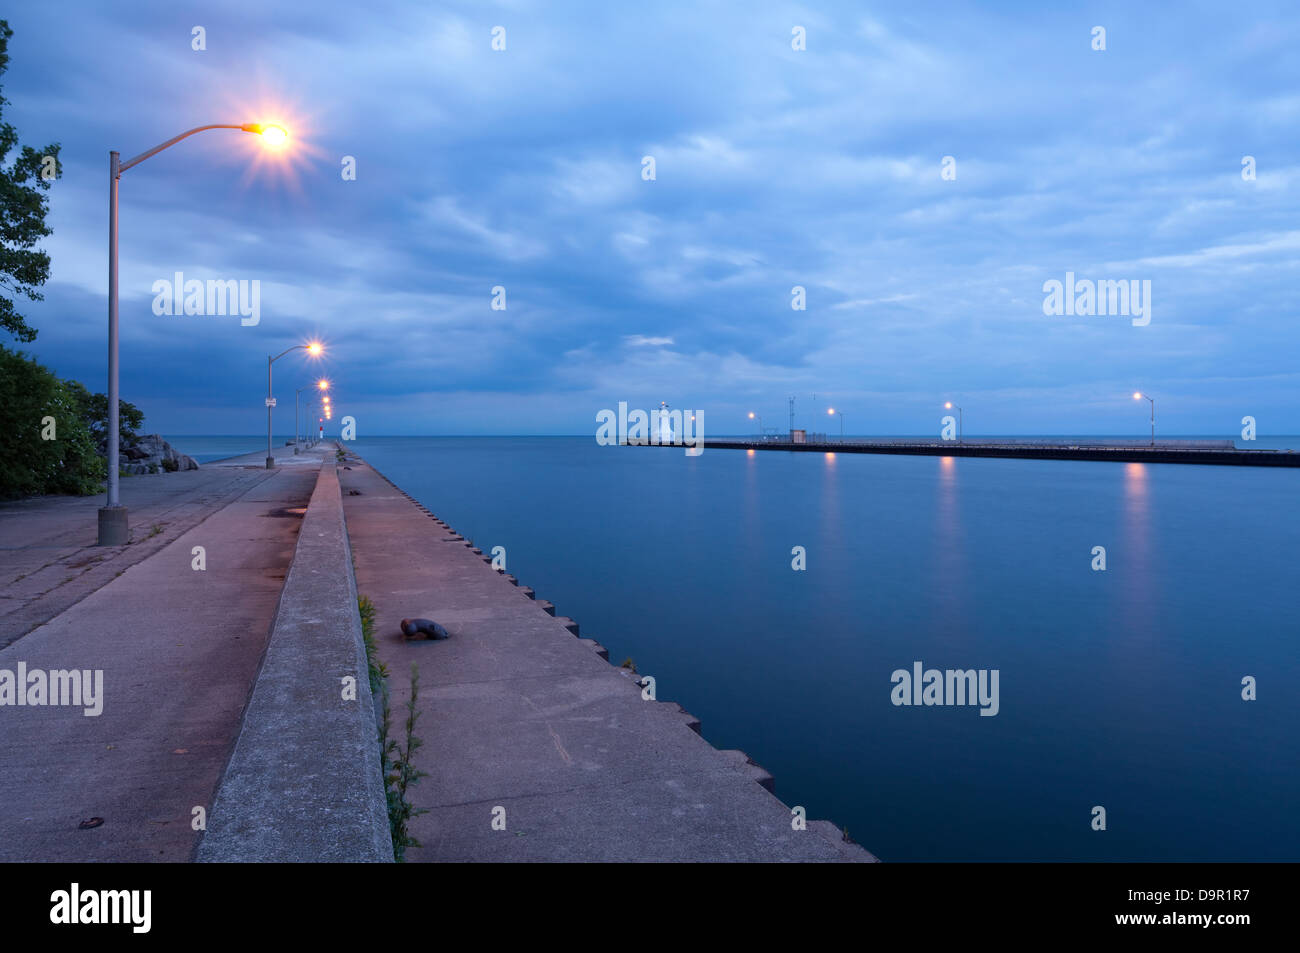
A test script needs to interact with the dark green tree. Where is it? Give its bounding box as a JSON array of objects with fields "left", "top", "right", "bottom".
[
  {"left": 0, "top": 19, "right": 60, "bottom": 343},
  {"left": 63, "top": 378, "right": 144, "bottom": 449},
  {"left": 0, "top": 346, "right": 104, "bottom": 498}
]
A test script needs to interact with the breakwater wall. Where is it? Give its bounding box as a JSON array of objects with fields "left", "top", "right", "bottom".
[{"left": 695, "top": 439, "right": 1300, "bottom": 467}]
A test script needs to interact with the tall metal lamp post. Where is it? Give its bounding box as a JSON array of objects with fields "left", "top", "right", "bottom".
[
  {"left": 1134, "top": 392, "right": 1155, "bottom": 447},
  {"left": 827, "top": 406, "right": 843, "bottom": 440},
  {"left": 98, "top": 121, "right": 289, "bottom": 545},
  {"left": 944, "top": 401, "right": 963, "bottom": 444},
  {"left": 267, "top": 343, "right": 323, "bottom": 468}
]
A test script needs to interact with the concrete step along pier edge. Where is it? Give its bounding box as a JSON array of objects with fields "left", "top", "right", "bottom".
[{"left": 196, "top": 460, "right": 391, "bottom": 862}]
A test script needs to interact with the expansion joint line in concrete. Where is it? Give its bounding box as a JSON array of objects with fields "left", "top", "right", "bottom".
[{"left": 2, "top": 469, "right": 282, "bottom": 651}]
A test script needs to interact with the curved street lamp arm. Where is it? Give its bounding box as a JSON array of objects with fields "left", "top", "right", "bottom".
[
  {"left": 270, "top": 344, "right": 306, "bottom": 364},
  {"left": 119, "top": 124, "right": 249, "bottom": 174}
]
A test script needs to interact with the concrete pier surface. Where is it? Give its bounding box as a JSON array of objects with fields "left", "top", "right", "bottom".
[
  {"left": 206, "top": 443, "right": 329, "bottom": 469},
  {"left": 340, "top": 451, "right": 875, "bottom": 862},
  {"left": 0, "top": 443, "right": 323, "bottom": 648},
  {"left": 0, "top": 447, "right": 326, "bottom": 861},
  {"left": 3, "top": 441, "right": 873, "bottom": 862},
  {"left": 695, "top": 438, "right": 1300, "bottom": 467}
]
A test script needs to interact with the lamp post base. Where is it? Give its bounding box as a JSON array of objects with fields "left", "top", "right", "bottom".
[
  {"left": 97, "top": 505, "right": 129, "bottom": 546},
  {"left": 266, "top": 456, "right": 275, "bottom": 469}
]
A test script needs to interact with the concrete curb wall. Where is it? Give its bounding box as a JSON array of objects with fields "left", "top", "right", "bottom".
[{"left": 197, "top": 462, "right": 391, "bottom": 862}]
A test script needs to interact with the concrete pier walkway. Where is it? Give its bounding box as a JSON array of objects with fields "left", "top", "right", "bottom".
[
  {"left": 3, "top": 441, "right": 873, "bottom": 862},
  {"left": 197, "top": 460, "right": 390, "bottom": 862},
  {"left": 0, "top": 449, "right": 325, "bottom": 861},
  {"left": 206, "top": 443, "right": 329, "bottom": 469},
  {"left": 0, "top": 443, "right": 324, "bottom": 648},
  {"left": 340, "top": 452, "right": 874, "bottom": 862}
]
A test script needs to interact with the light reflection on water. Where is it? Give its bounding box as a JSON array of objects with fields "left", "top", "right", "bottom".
[
  {"left": 1120, "top": 462, "right": 1155, "bottom": 637},
  {"left": 931, "top": 456, "right": 966, "bottom": 635}
]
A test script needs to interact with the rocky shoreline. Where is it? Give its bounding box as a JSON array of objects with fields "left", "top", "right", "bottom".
[{"left": 118, "top": 434, "right": 199, "bottom": 475}]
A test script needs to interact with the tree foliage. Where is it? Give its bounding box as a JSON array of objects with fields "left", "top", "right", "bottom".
[
  {"left": 0, "top": 345, "right": 104, "bottom": 498},
  {"left": 63, "top": 378, "right": 144, "bottom": 449},
  {"left": 0, "top": 20, "right": 61, "bottom": 344}
]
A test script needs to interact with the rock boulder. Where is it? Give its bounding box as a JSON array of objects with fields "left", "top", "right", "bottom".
[{"left": 119, "top": 434, "right": 200, "bottom": 475}]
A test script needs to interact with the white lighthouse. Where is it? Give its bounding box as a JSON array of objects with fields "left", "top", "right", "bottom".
[{"left": 658, "top": 401, "right": 674, "bottom": 444}]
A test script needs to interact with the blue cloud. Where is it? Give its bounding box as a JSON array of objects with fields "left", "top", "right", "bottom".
[{"left": 6, "top": 0, "right": 1299, "bottom": 435}]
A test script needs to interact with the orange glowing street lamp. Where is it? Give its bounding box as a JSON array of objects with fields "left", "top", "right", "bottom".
[
  {"left": 98, "top": 120, "right": 293, "bottom": 543},
  {"left": 243, "top": 122, "right": 289, "bottom": 148}
]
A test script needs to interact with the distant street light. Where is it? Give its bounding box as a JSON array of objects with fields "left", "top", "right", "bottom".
[
  {"left": 295, "top": 378, "right": 329, "bottom": 453},
  {"left": 98, "top": 120, "right": 292, "bottom": 545},
  {"left": 827, "top": 406, "right": 843, "bottom": 439},
  {"left": 748, "top": 411, "right": 763, "bottom": 438},
  {"left": 1134, "top": 392, "right": 1155, "bottom": 447},
  {"left": 268, "top": 342, "right": 323, "bottom": 468},
  {"left": 944, "top": 401, "right": 963, "bottom": 443}
]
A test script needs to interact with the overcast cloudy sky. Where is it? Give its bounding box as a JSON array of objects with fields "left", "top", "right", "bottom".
[{"left": 6, "top": 1, "right": 1299, "bottom": 436}]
